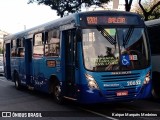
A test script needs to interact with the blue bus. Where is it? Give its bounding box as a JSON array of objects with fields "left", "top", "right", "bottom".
[
  {"left": 4, "top": 11, "right": 152, "bottom": 104},
  {"left": 145, "top": 19, "right": 160, "bottom": 98}
]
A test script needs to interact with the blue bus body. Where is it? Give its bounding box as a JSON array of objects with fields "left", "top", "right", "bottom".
[{"left": 4, "top": 11, "right": 152, "bottom": 104}]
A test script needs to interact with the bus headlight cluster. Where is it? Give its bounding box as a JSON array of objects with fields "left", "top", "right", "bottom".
[
  {"left": 85, "top": 74, "right": 99, "bottom": 90},
  {"left": 143, "top": 71, "right": 151, "bottom": 85}
]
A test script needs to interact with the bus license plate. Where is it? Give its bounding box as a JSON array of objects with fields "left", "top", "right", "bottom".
[{"left": 116, "top": 91, "right": 128, "bottom": 96}]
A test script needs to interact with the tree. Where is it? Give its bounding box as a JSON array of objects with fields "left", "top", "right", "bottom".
[
  {"left": 138, "top": 0, "right": 160, "bottom": 21},
  {"left": 125, "top": 0, "right": 134, "bottom": 11},
  {"left": 28, "top": 0, "right": 111, "bottom": 17}
]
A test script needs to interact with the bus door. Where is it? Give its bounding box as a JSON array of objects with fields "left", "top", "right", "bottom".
[
  {"left": 5, "top": 43, "right": 11, "bottom": 79},
  {"left": 25, "top": 38, "right": 33, "bottom": 87},
  {"left": 64, "top": 29, "right": 77, "bottom": 97}
]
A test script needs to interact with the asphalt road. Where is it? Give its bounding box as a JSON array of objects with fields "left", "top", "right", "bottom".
[{"left": 0, "top": 76, "right": 160, "bottom": 120}]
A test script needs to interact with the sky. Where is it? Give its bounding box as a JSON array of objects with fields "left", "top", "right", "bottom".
[
  {"left": 0, "top": 0, "right": 132, "bottom": 34},
  {"left": 0, "top": 0, "right": 60, "bottom": 34}
]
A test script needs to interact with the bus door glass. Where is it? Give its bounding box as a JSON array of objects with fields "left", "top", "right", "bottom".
[
  {"left": 17, "top": 38, "right": 25, "bottom": 82},
  {"left": 64, "top": 29, "right": 76, "bottom": 96},
  {"left": 5, "top": 43, "right": 11, "bottom": 79},
  {"left": 25, "top": 38, "right": 33, "bottom": 86}
]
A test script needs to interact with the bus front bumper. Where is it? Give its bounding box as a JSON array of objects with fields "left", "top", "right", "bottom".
[{"left": 77, "top": 83, "right": 152, "bottom": 104}]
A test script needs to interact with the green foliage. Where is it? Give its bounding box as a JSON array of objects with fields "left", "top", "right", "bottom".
[
  {"left": 151, "top": 1, "right": 160, "bottom": 19},
  {"left": 134, "top": 0, "right": 160, "bottom": 20},
  {"left": 28, "top": 0, "right": 111, "bottom": 17},
  {"left": 0, "top": 48, "right": 3, "bottom": 54}
]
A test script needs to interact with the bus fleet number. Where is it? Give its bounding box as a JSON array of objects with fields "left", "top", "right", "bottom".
[{"left": 127, "top": 80, "right": 141, "bottom": 86}]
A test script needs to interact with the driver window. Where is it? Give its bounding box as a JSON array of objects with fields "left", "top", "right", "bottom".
[
  {"left": 33, "top": 33, "right": 44, "bottom": 57},
  {"left": 17, "top": 47, "right": 25, "bottom": 57},
  {"left": 45, "top": 29, "right": 60, "bottom": 57}
]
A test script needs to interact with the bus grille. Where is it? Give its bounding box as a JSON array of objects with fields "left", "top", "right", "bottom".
[{"left": 100, "top": 73, "right": 142, "bottom": 100}]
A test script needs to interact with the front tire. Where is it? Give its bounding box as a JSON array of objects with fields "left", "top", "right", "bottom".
[{"left": 52, "top": 82, "right": 64, "bottom": 104}]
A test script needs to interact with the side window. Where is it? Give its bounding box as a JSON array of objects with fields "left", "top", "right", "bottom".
[
  {"left": 45, "top": 29, "right": 60, "bottom": 56},
  {"left": 17, "top": 47, "right": 25, "bottom": 57},
  {"left": 17, "top": 38, "right": 25, "bottom": 57},
  {"left": 11, "top": 38, "right": 25, "bottom": 57},
  {"left": 33, "top": 33, "right": 44, "bottom": 57},
  {"left": 11, "top": 39, "right": 16, "bottom": 57}
]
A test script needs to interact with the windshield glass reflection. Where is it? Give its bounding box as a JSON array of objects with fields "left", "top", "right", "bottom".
[{"left": 82, "top": 28, "right": 150, "bottom": 71}]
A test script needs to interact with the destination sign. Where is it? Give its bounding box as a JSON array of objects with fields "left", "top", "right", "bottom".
[
  {"left": 84, "top": 16, "right": 139, "bottom": 25},
  {"left": 87, "top": 16, "right": 126, "bottom": 24}
]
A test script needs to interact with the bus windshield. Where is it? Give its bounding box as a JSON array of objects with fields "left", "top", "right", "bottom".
[{"left": 82, "top": 27, "right": 150, "bottom": 71}]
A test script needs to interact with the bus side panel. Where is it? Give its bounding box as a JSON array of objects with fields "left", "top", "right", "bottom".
[
  {"left": 32, "top": 57, "right": 62, "bottom": 93},
  {"left": 19, "top": 58, "right": 25, "bottom": 84},
  {"left": 32, "top": 58, "right": 44, "bottom": 90},
  {"left": 31, "top": 46, "right": 47, "bottom": 91}
]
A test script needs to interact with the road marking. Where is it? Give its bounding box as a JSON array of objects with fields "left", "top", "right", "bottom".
[
  {"left": 0, "top": 78, "right": 13, "bottom": 84},
  {"left": 0, "top": 78, "right": 12, "bottom": 87},
  {"left": 79, "top": 107, "right": 119, "bottom": 120},
  {"left": 0, "top": 78, "right": 8, "bottom": 82}
]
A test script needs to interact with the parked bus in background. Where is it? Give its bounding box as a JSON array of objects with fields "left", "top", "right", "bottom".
[
  {"left": 3, "top": 11, "right": 152, "bottom": 104},
  {"left": 145, "top": 19, "right": 160, "bottom": 98}
]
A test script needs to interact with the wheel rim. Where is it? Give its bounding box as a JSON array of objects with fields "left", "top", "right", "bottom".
[
  {"left": 15, "top": 79, "right": 19, "bottom": 88},
  {"left": 54, "top": 85, "right": 61, "bottom": 100}
]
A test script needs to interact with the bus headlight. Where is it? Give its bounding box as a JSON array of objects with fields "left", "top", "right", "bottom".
[
  {"left": 143, "top": 71, "right": 151, "bottom": 85},
  {"left": 85, "top": 74, "right": 99, "bottom": 90}
]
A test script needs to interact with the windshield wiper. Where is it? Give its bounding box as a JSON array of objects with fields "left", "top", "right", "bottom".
[
  {"left": 97, "top": 25, "right": 116, "bottom": 45},
  {"left": 123, "top": 26, "right": 134, "bottom": 48}
]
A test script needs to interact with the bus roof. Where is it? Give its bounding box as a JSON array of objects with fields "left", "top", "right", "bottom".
[
  {"left": 4, "top": 14, "right": 77, "bottom": 41},
  {"left": 145, "top": 19, "right": 160, "bottom": 27},
  {"left": 4, "top": 10, "right": 143, "bottom": 41},
  {"left": 79, "top": 10, "right": 141, "bottom": 16}
]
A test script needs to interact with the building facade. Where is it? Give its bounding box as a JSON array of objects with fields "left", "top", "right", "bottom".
[{"left": 0, "top": 30, "right": 9, "bottom": 53}]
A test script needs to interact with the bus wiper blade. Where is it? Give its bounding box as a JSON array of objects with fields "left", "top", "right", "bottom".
[
  {"left": 97, "top": 25, "right": 116, "bottom": 45},
  {"left": 123, "top": 26, "right": 134, "bottom": 47}
]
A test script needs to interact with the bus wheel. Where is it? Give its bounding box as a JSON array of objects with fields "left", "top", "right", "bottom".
[
  {"left": 52, "top": 82, "right": 64, "bottom": 104},
  {"left": 14, "top": 73, "right": 21, "bottom": 90}
]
